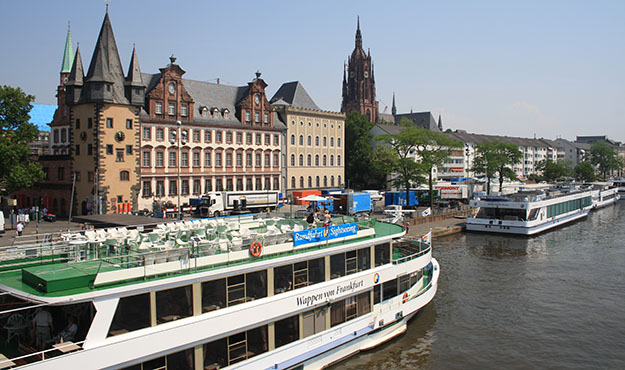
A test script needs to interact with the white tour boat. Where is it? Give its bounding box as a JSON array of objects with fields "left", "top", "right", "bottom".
[
  {"left": 611, "top": 178, "right": 625, "bottom": 199},
  {"left": 0, "top": 214, "right": 438, "bottom": 369},
  {"left": 466, "top": 186, "right": 594, "bottom": 235},
  {"left": 590, "top": 183, "right": 620, "bottom": 209}
]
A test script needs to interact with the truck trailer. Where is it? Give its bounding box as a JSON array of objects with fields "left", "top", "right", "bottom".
[
  {"left": 195, "top": 191, "right": 279, "bottom": 217},
  {"left": 333, "top": 192, "right": 372, "bottom": 215}
]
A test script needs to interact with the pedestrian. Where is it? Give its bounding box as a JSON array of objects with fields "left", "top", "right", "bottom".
[
  {"left": 16, "top": 222, "right": 23, "bottom": 236},
  {"left": 32, "top": 307, "right": 53, "bottom": 350},
  {"left": 323, "top": 210, "right": 332, "bottom": 227}
]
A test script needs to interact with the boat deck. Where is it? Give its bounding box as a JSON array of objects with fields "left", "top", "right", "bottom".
[{"left": 0, "top": 216, "right": 404, "bottom": 298}]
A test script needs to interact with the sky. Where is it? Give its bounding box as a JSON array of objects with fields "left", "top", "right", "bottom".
[{"left": 1, "top": 0, "right": 624, "bottom": 142}]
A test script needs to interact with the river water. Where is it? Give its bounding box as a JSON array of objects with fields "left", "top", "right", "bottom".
[{"left": 331, "top": 201, "right": 625, "bottom": 369}]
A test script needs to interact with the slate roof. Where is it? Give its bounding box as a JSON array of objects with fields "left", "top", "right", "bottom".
[
  {"left": 446, "top": 131, "right": 550, "bottom": 148},
  {"left": 269, "top": 81, "right": 320, "bottom": 110},
  {"left": 84, "top": 12, "right": 129, "bottom": 104},
  {"left": 140, "top": 73, "right": 286, "bottom": 130},
  {"left": 394, "top": 112, "right": 439, "bottom": 131}
]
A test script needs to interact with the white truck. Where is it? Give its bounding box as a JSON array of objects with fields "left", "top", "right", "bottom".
[
  {"left": 197, "top": 191, "right": 280, "bottom": 217},
  {"left": 434, "top": 183, "right": 469, "bottom": 202}
]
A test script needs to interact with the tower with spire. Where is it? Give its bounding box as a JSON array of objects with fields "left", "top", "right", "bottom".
[
  {"left": 65, "top": 9, "right": 143, "bottom": 215},
  {"left": 49, "top": 24, "right": 75, "bottom": 154},
  {"left": 341, "top": 17, "right": 379, "bottom": 123}
]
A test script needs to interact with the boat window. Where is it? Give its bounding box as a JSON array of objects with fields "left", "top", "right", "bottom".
[
  {"left": 202, "top": 278, "right": 226, "bottom": 313},
  {"left": 330, "top": 292, "right": 371, "bottom": 328},
  {"left": 308, "top": 258, "right": 325, "bottom": 285},
  {"left": 246, "top": 270, "right": 267, "bottom": 300},
  {"left": 274, "top": 265, "right": 293, "bottom": 294},
  {"left": 409, "top": 269, "right": 424, "bottom": 288},
  {"left": 275, "top": 314, "right": 299, "bottom": 348},
  {"left": 330, "top": 253, "right": 346, "bottom": 279},
  {"left": 156, "top": 285, "right": 193, "bottom": 324},
  {"left": 345, "top": 251, "right": 358, "bottom": 275},
  {"left": 226, "top": 325, "right": 268, "bottom": 366},
  {"left": 227, "top": 274, "right": 246, "bottom": 306},
  {"left": 398, "top": 274, "right": 411, "bottom": 293},
  {"left": 373, "top": 284, "right": 381, "bottom": 304},
  {"left": 375, "top": 243, "right": 390, "bottom": 266},
  {"left": 109, "top": 293, "right": 150, "bottom": 336},
  {"left": 122, "top": 346, "right": 195, "bottom": 370},
  {"left": 302, "top": 308, "right": 327, "bottom": 338},
  {"left": 358, "top": 247, "right": 371, "bottom": 271},
  {"left": 204, "top": 337, "right": 227, "bottom": 369},
  {"left": 382, "top": 279, "right": 398, "bottom": 301}
]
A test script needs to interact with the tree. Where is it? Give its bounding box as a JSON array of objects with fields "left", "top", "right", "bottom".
[
  {"left": 375, "top": 119, "right": 462, "bottom": 207},
  {"left": 589, "top": 141, "right": 623, "bottom": 179},
  {"left": 536, "top": 159, "right": 572, "bottom": 182},
  {"left": 370, "top": 145, "right": 397, "bottom": 189},
  {"left": 344, "top": 111, "right": 375, "bottom": 189},
  {"left": 472, "top": 141, "right": 522, "bottom": 194},
  {"left": 574, "top": 161, "right": 596, "bottom": 182},
  {"left": 0, "top": 85, "right": 44, "bottom": 195}
]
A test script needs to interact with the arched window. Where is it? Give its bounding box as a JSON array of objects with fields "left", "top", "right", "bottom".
[
  {"left": 323, "top": 176, "right": 327, "bottom": 187},
  {"left": 308, "top": 176, "right": 312, "bottom": 188},
  {"left": 291, "top": 134, "right": 295, "bottom": 145},
  {"left": 307, "top": 154, "right": 311, "bottom": 166},
  {"left": 290, "top": 154, "right": 295, "bottom": 166},
  {"left": 323, "top": 137, "right": 327, "bottom": 146},
  {"left": 300, "top": 177, "right": 304, "bottom": 188},
  {"left": 299, "top": 154, "right": 304, "bottom": 166},
  {"left": 316, "top": 176, "right": 320, "bottom": 187},
  {"left": 120, "top": 170, "right": 130, "bottom": 181},
  {"left": 337, "top": 155, "right": 341, "bottom": 166},
  {"left": 338, "top": 138, "right": 341, "bottom": 147},
  {"left": 338, "top": 175, "right": 342, "bottom": 186},
  {"left": 323, "top": 155, "right": 327, "bottom": 166},
  {"left": 291, "top": 176, "right": 296, "bottom": 188},
  {"left": 315, "top": 155, "right": 319, "bottom": 166},
  {"left": 330, "top": 155, "right": 334, "bottom": 166},
  {"left": 330, "top": 137, "right": 334, "bottom": 147},
  {"left": 307, "top": 136, "right": 312, "bottom": 146},
  {"left": 331, "top": 176, "right": 335, "bottom": 187},
  {"left": 315, "top": 136, "right": 319, "bottom": 146},
  {"left": 299, "top": 135, "right": 304, "bottom": 145}
]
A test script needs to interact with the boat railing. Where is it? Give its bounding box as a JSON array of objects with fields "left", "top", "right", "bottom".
[
  {"left": 2, "top": 338, "right": 86, "bottom": 365},
  {"left": 392, "top": 239, "right": 431, "bottom": 264}
]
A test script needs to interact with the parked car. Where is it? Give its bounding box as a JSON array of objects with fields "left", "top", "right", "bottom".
[{"left": 363, "top": 190, "right": 383, "bottom": 201}]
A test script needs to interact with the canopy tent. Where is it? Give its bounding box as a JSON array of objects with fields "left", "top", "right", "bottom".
[{"left": 299, "top": 195, "right": 327, "bottom": 202}]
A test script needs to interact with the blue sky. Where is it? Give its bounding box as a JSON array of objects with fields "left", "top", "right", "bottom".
[{"left": 1, "top": 0, "right": 623, "bottom": 142}]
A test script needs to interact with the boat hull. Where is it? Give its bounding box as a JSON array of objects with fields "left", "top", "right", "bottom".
[{"left": 466, "top": 208, "right": 591, "bottom": 235}]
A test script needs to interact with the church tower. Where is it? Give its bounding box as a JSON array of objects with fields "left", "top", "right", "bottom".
[
  {"left": 49, "top": 24, "right": 74, "bottom": 154},
  {"left": 341, "top": 18, "right": 379, "bottom": 123}
]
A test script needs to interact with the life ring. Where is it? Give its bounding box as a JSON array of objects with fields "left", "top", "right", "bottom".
[
  {"left": 250, "top": 241, "right": 263, "bottom": 257},
  {"left": 402, "top": 292, "right": 409, "bottom": 303}
]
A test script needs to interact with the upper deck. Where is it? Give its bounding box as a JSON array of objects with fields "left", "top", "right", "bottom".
[{"left": 0, "top": 215, "right": 404, "bottom": 301}]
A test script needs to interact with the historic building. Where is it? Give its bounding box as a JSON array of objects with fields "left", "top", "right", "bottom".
[
  {"left": 49, "top": 25, "right": 74, "bottom": 155},
  {"left": 341, "top": 18, "right": 379, "bottom": 123},
  {"left": 271, "top": 82, "right": 345, "bottom": 193},
  {"left": 58, "top": 11, "right": 285, "bottom": 215}
]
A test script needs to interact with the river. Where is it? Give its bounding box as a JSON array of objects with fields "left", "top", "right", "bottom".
[{"left": 330, "top": 201, "right": 625, "bottom": 369}]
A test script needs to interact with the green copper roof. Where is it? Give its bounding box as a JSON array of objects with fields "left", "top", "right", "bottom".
[{"left": 61, "top": 25, "right": 74, "bottom": 73}]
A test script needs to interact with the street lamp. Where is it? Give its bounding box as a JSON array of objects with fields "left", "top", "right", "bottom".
[{"left": 171, "top": 120, "right": 186, "bottom": 220}]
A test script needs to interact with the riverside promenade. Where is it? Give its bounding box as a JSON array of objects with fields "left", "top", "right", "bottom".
[{"left": 404, "top": 207, "right": 476, "bottom": 239}]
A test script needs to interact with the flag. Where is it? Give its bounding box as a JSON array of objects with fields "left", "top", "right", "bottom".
[
  {"left": 421, "top": 207, "right": 432, "bottom": 217},
  {"left": 421, "top": 231, "right": 431, "bottom": 245}
]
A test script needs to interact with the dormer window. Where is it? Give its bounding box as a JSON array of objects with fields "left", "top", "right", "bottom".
[
  {"left": 223, "top": 109, "right": 229, "bottom": 119},
  {"left": 245, "top": 112, "right": 251, "bottom": 122},
  {"left": 201, "top": 107, "right": 208, "bottom": 117},
  {"left": 213, "top": 108, "right": 219, "bottom": 117},
  {"left": 254, "top": 112, "right": 260, "bottom": 123},
  {"left": 155, "top": 102, "right": 162, "bottom": 114},
  {"left": 264, "top": 113, "right": 269, "bottom": 123},
  {"left": 181, "top": 104, "right": 188, "bottom": 117},
  {"left": 168, "top": 103, "right": 175, "bottom": 116}
]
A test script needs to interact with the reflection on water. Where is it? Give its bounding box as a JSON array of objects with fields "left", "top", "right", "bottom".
[{"left": 330, "top": 202, "right": 625, "bottom": 370}]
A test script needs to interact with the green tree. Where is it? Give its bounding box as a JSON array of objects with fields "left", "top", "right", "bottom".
[
  {"left": 375, "top": 119, "right": 462, "bottom": 207},
  {"left": 472, "top": 141, "right": 522, "bottom": 194},
  {"left": 590, "top": 141, "right": 623, "bottom": 179},
  {"left": 0, "top": 85, "right": 44, "bottom": 195},
  {"left": 574, "top": 161, "right": 596, "bottom": 182},
  {"left": 370, "top": 145, "right": 397, "bottom": 189},
  {"left": 536, "top": 159, "right": 573, "bottom": 182},
  {"left": 344, "top": 111, "right": 375, "bottom": 189}
]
